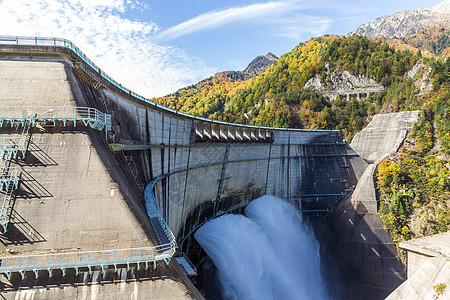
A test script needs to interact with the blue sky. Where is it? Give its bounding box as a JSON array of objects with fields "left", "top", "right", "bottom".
[{"left": 0, "top": 0, "right": 444, "bottom": 97}]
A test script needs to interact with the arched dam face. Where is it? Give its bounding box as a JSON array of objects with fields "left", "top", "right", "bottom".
[{"left": 0, "top": 39, "right": 406, "bottom": 299}]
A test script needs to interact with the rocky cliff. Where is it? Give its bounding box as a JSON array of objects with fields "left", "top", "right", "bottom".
[
  {"left": 304, "top": 65, "right": 384, "bottom": 100},
  {"left": 243, "top": 52, "right": 278, "bottom": 77}
]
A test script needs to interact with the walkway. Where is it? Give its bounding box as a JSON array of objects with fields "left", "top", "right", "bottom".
[{"left": 0, "top": 106, "right": 111, "bottom": 131}]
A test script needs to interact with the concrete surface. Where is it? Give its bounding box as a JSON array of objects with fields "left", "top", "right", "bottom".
[
  {"left": 0, "top": 59, "right": 152, "bottom": 253},
  {"left": 350, "top": 111, "right": 419, "bottom": 213},
  {"left": 386, "top": 232, "right": 450, "bottom": 299},
  {"left": 0, "top": 261, "right": 199, "bottom": 300},
  {"left": 317, "top": 198, "right": 406, "bottom": 299},
  {"left": 350, "top": 111, "right": 420, "bottom": 163}
]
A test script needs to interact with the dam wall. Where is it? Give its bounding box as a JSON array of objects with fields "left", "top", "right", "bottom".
[
  {"left": 103, "top": 79, "right": 367, "bottom": 254},
  {"left": 0, "top": 37, "right": 410, "bottom": 299}
]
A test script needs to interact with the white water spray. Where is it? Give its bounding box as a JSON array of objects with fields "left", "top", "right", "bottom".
[{"left": 194, "top": 195, "right": 328, "bottom": 300}]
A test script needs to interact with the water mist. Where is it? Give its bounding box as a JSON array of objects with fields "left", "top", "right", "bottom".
[{"left": 194, "top": 195, "right": 328, "bottom": 300}]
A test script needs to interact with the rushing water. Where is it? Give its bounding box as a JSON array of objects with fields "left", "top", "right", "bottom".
[{"left": 194, "top": 195, "right": 328, "bottom": 300}]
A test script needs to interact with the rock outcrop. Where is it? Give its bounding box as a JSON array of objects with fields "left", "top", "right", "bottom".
[
  {"left": 304, "top": 65, "right": 384, "bottom": 101},
  {"left": 243, "top": 52, "right": 278, "bottom": 77},
  {"left": 407, "top": 59, "right": 433, "bottom": 94}
]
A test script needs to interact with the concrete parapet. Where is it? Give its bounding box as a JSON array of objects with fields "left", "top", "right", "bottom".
[
  {"left": 350, "top": 110, "right": 420, "bottom": 163},
  {"left": 387, "top": 232, "right": 450, "bottom": 299}
]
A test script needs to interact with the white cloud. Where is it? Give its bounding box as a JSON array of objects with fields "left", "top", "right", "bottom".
[
  {"left": 155, "top": 1, "right": 296, "bottom": 41},
  {"left": 271, "top": 15, "right": 332, "bottom": 40},
  {"left": 0, "top": 0, "right": 215, "bottom": 97}
]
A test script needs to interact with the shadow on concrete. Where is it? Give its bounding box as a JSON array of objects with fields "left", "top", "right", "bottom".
[
  {"left": 317, "top": 191, "right": 405, "bottom": 300},
  {"left": 15, "top": 169, "right": 53, "bottom": 199},
  {"left": 0, "top": 208, "right": 46, "bottom": 246},
  {"left": 296, "top": 134, "right": 405, "bottom": 299},
  {"left": 17, "top": 140, "right": 58, "bottom": 167},
  {"left": 0, "top": 260, "right": 202, "bottom": 300}
]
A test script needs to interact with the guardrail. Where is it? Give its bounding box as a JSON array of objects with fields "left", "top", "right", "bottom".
[
  {"left": 0, "top": 106, "right": 110, "bottom": 131},
  {"left": 144, "top": 181, "right": 177, "bottom": 258},
  {"left": 0, "top": 35, "right": 339, "bottom": 133},
  {"left": 0, "top": 159, "right": 177, "bottom": 278},
  {"left": 0, "top": 137, "right": 27, "bottom": 159},
  {"left": 0, "top": 166, "right": 19, "bottom": 191},
  {"left": 0, "top": 186, "right": 15, "bottom": 233},
  {"left": 0, "top": 245, "right": 174, "bottom": 280}
]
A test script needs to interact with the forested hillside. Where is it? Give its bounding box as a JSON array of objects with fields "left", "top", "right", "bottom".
[
  {"left": 155, "top": 35, "right": 426, "bottom": 140},
  {"left": 377, "top": 57, "right": 450, "bottom": 243}
]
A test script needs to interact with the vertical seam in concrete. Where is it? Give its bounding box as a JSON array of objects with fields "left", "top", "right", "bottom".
[
  {"left": 145, "top": 109, "right": 153, "bottom": 182},
  {"left": 264, "top": 143, "right": 272, "bottom": 195},
  {"left": 86, "top": 146, "right": 92, "bottom": 177},
  {"left": 287, "top": 132, "right": 291, "bottom": 198},
  {"left": 181, "top": 146, "right": 191, "bottom": 238},
  {"left": 166, "top": 117, "right": 172, "bottom": 226},
  {"left": 214, "top": 145, "right": 230, "bottom": 216}
]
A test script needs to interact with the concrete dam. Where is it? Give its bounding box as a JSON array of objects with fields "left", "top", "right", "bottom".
[{"left": 0, "top": 36, "right": 412, "bottom": 299}]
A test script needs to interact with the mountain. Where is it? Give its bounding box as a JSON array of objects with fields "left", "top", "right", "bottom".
[
  {"left": 243, "top": 52, "right": 278, "bottom": 77},
  {"left": 152, "top": 52, "right": 277, "bottom": 119},
  {"left": 350, "top": 0, "right": 450, "bottom": 38},
  {"left": 400, "top": 25, "right": 450, "bottom": 56}
]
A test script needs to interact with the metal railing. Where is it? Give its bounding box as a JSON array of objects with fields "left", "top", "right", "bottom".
[
  {"left": 144, "top": 181, "right": 177, "bottom": 257},
  {"left": 0, "top": 106, "right": 110, "bottom": 131},
  {"left": 0, "top": 35, "right": 339, "bottom": 133},
  {"left": 0, "top": 186, "right": 15, "bottom": 233},
  {"left": 0, "top": 161, "right": 177, "bottom": 278},
  {"left": 0, "top": 121, "right": 30, "bottom": 234},
  {"left": 0, "top": 245, "right": 175, "bottom": 280},
  {"left": 0, "top": 166, "right": 19, "bottom": 191},
  {"left": 0, "top": 181, "right": 177, "bottom": 279},
  {"left": 0, "top": 137, "right": 27, "bottom": 159}
]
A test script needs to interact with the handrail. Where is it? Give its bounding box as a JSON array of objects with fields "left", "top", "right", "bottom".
[
  {"left": 0, "top": 106, "right": 107, "bottom": 122},
  {"left": 0, "top": 187, "right": 15, "bottom": 232},
  {"left": 0, "top": 245, "right": 174, "bottom": 276},
  {"left": 144, "top": 181, "right": 177, "bottom": 256},
  {"left": 0, "top": 35, "right": 339, "bottom": 133}
]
